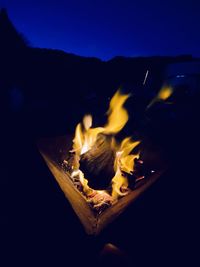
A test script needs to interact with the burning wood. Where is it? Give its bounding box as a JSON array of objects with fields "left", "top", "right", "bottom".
[
  {"left": 80, "top": 134, "right": 115, "bottom": 189},
  {"left": 62, "top": 91, "right": 154, "bottom": 212}
]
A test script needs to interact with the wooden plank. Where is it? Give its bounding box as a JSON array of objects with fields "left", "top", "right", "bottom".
[
  {"left": 96, "top": 170, "right": 162, "bottom": 234},
  {"left": 40, "top": 152, "right": 97, "bottom": 235}
]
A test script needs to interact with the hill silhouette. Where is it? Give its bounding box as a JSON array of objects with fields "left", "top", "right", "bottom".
[{"left": 1, "top": 8, "right": 199, "bottom": 136}]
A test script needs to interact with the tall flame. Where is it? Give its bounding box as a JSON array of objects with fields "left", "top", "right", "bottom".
[
  {"left": 71, "top": 90, "right": 140, "bottom": 200},
  {"left": 72, "top": 90, "right": 130, "bottom": 156},
  {"left": 104, "top": 90, "right": 130, "bottom": 133}
]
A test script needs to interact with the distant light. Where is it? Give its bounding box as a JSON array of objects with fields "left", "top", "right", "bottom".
[{"left": 176, "top": 74, "right": 185, "bottom": 78}]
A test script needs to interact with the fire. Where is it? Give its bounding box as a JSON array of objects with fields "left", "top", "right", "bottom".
[
  {"left": 112, "top": 138, "right": 140, "bottom": 199},
  {"left": 72, "top": 90, "right": 130, "bottom": 156},
  {"left": 104, "top": 90, "right": 130, "bottom": 133},
  {"left": 71, "top": 90, "right": 140, "bottom": 202},
  {"left": 146, "top": 85, "right": 173, "bottom": 109},
  {"left": 157, "top": 85, "right": 173, "bottom": 101}
]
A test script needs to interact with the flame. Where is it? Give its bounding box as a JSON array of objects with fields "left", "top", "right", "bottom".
[
  {"left": 117, "top": 137, "right": 140, "bottom": 174},
  {"left": 72, "top": 90, "right": 130, "bottom": 156},
  {"left": 72, "top": 123, "right": 83, "bottom": 154},
  {"left": 112, "top": 138, "right": 140, "bottom": 199},
  {"left": 146, "top": 85, "right": 173, "bottom": 110},
  {"left": 71, "top": 90, "right": 140, "bottom": 200},
  {"left": 157, "top": 86, "right": 173, "bottom": 101},
  {"left": 104, "top": 90, "right": 130, "bottom": 133},
  {"left": 71, "top": 169, "right": 93, "bottom": 195}
]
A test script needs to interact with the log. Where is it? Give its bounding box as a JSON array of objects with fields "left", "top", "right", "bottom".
[{"left": 80, "top": 134, "right": 115, "bottom": 189}]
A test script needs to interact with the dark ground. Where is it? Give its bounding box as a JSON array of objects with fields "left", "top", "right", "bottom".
[
  {"left": 2, "top": 105, "right": 199, "bottom": 267},
  {"left": 1, "top": 8, "right": 199, "bottom": 267}
]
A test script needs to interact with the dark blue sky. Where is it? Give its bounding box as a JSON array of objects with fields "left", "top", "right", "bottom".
[{"left": 1, "top": 0, "right": 200, "bottom": 60}]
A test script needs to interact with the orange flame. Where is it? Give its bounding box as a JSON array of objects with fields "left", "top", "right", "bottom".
[{"left": 71, "top": 90, "right": 140, "bottom": 200}]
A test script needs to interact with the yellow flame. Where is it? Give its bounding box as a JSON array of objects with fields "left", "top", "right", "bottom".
[
  {"left": 71, "top": 90, "right": 140, "bottom": 200},
  {"left": 72, "top": 123, "right": 83, "bottom": 154},
  {"left": 146, "top": 85, "right": 173, "bottom": 109},
  {"left": 104, "top": 90, "right": 130, "bottom": 133},
  {"left": 114, "top": 138, "right": 140, "bottom": 173},
  {"left": 112, "top": 138, "right": 140, "bottom": 199},
  {"left": 72, "top": 90, "right": 130, "bottom": 156},
  {"left": 71, "top": 170, "right": 93, "bottom": 195},
  {"left": 157, "top": 86, "right": 173, "bottom": 101},
  {"left": 111, "top": 168, "right": 128, "bottom": 199}
]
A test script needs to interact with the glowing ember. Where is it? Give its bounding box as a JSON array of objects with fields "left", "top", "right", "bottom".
[{"left": 65, "top": 90, "right": 142, "bottom": 211}]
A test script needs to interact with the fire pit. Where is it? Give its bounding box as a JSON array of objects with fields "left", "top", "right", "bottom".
[{"left": 38, "top": 90, "right": 166, "bottom": 235}]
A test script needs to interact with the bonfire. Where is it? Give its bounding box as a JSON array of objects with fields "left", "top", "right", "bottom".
[{"left": 39, "top": 88, "right": 168, "bottom": 234}]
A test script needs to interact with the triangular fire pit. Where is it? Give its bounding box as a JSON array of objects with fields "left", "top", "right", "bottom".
[{"left": 38, "top": 135, "right": 164, "bottom": 235}]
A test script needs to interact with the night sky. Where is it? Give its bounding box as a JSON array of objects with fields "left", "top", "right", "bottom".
[{"left": 1, "top": 0, "right": 200, "bottom": 60}]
